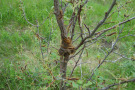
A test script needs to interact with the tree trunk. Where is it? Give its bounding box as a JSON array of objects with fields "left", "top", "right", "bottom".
[
  {"left": 54, "top": 0, "right": 71, "bottom": 89},
  {"left": 60, "top": 55, "right": 69, "bottom": 90}
]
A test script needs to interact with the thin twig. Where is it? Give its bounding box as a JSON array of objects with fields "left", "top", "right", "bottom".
[
  {"left": 119, "top": 34, "right": 135, "bottom": 39},
  {"left": 104, "top": 57, "right": 123, "bottom": 63},
  {"left": 100, "top": 78, "right": 135, "bottom": 90},
  {"left": 62, "top": 3, "right": 69, "bottom": 13},
  {"left": 36, "top": 19, "right": 44, "bottom": 59},
  {"left": 20, "top": 0, "right": 36, "bottom": 27},
  {"left": 113, "top": 52, "right": 134, "bottom": 61},
  {"left": 75, "top": 0, "right": 116, "bottom": 50},
  {"left": 71, "top": 13, "right": 78, "bottom": 40},
  {"left": 69, "top": 45, "right": 85, "bottom": 59},
  {"left": 88, "top": 24, "right": 124, "bottom": 81},
  {"left": 90, "top": 0, "right": 116, "bottom": 36},
  {"left": 71, "top": 0, "right": 89, "bottom": 40},
  {"left": 94, "top": 16, "right": 135, "bottom": 39},
  {"left": 108, "top": 1, "right": 132, "bottom": 18},
  {"left": 70, "top": 44, "right": 85, "bottom": 77},
  {"left": 84, "top": 24, "right": 91, "bottom": 36}
]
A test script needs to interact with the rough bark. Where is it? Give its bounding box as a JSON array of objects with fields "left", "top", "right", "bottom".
[
  {"left": 54, "top": 0, "right": 67, "bottom": 39},
  {"left": 54, "top": 0, "right": 69, "bottom": 89},
  {"left": 60, "top": 55, "right": 69, "bottom": 90}
]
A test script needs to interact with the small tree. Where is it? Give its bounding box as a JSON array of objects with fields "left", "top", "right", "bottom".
[
  {"left": 20, "top": 0, "right": 135, "bottom": 89},
  {"left": 54, "top": 0, "right": 135, "bottom": 89}
]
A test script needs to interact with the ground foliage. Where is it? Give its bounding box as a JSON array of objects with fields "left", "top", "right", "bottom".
[{"left": 0, "top": 0, "right": 135, "bottom": 89}]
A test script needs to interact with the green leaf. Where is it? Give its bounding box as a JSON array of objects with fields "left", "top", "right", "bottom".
[
  {"left": 132, "top": 72, "right": 135, "bottom": 77},
  {"left": 98, "top": 84, "right": 104, "bottom": 88},
  {"left": 83, "top": 81, "right": 92, "bottom": 88},
  {"left": 106, "top": 70, "right": 117, "bottom": 79},
  {"left": 98, "top": 76, "right": 104, "bottom": 81},
  {"left": 77, "top": 80, "right": 83, "bottom": 85},
  {"left": 72, "top": 82, "right": 79, "bottom": 88},
  {"left": 94, "top": 69, "right": 99, "bottom": 76}
]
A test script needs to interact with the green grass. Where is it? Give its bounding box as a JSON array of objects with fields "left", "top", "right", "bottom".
[{"left": 0, "top": 0, "right": 135, "bottom": 89}]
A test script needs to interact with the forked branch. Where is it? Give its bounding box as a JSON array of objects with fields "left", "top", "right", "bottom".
[
  {"left": 54, "top": 0, "right": 67, "bottom": 38},
  {"left": 100, "top": 78, "right": 135, "bottom": 90},
  {"left": 75, "top": 0, "right": 116, "bottom": 50}
]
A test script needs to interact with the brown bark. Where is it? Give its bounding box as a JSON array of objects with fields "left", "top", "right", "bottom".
[
  {"left": 54, "top": 0, "right": 69, "bottom": 89},
  {"left": 54, "top": 0, "right": 67, "bottom": 39},
  {"left": 60, "top": 55, "right": 69, "bottom": 90}
]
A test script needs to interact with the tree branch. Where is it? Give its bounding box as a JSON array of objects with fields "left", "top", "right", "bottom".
[
  {"left": 69, "top": 44, "right": 85, "bottom": 77},
  {"left": 94, "top": 16, "right": 135, "bottom": 39},
  {"left": 20, "top": 0, "right": 36, "bottom": 27},
  {"left": 90, "top": 0, "right": 116, "bottom": 36},
  {"left": 54, "top": 0, "right": 67, "bottom": 38},
  {"left": 75, "top": 0, "right": 116, "bottom": 50},
  {"left": 100, "top": 78, "right": 135, "bottom": 90},
  {"left": 88, "top": 24, "right": 124, "bottom": 81}
]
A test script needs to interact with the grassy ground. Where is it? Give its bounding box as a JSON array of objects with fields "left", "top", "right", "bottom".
[{"left": 0, "top": 0, "right": 135, "bottom": 89}]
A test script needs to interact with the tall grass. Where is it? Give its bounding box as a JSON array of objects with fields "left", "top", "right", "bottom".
[{"left": 0, "top": 0, "right": 135, "bottom": 89}]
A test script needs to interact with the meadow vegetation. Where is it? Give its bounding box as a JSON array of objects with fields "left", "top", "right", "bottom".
[{"left": 0, "top": 0, "right": 135, "bottom": 89}]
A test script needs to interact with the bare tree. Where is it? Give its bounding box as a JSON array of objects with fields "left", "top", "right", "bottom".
[
  {"left": 21, "top": 0, "right": 135, "bottom": 89},
  {"left": 54, "top": 0, "right": 135, "bottom": 89}
]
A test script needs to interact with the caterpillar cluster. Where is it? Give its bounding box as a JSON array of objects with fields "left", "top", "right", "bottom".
[{"left": 59, "top": 37, "right": 75, "bottom": 56}]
